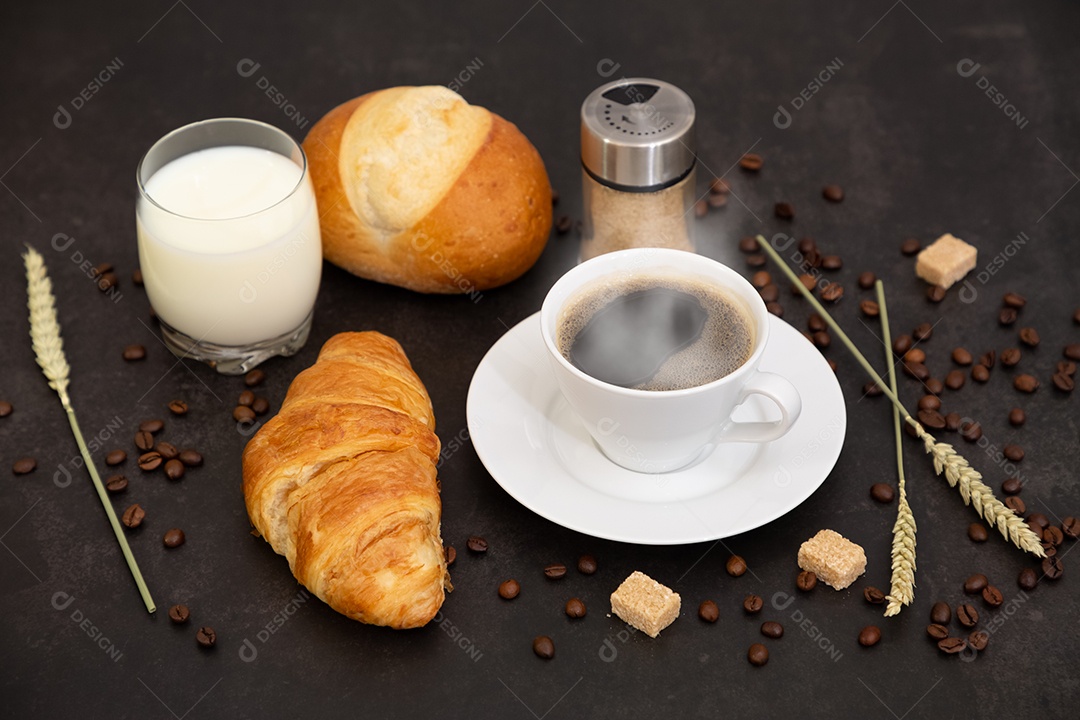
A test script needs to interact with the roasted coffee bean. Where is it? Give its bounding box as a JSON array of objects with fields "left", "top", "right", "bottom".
[
  {"left": 565, "top": 598, "right": 587, "bottom": 619},
  {"left": 968, "top": 523, "right": 988, "bottom": 542},
  {"left": 927, "top": 623, "right": 949, "bottom": 640},
  {"left": 233, "top": 406, "right": 256, "bottom": 423},
  {"left": 238, "top": 390, "right": 255, "bottom": 407},
  {"left": 134, "top": 430, "right": 155, "bottom": 451},
  {"left": 105, "top": 475, "right": 128, "bottom": 493},
  {"left": 796, "top": 571, "right": 817, "bottom": 591},
  {"left": 1058, "top": 360, "right": 1077, "bottom": 376},
  {"left": 827, "top": 359, "right": 837, "bottom": 372},
  {"left": 900, "top": 238, "right": 921, "bottom": 255},
  {"left": 979, "top": 351, "right": 996, "bottom": 368},
  {"left": 168, "top": 399, "right": 188, "bottom": 416},
  {"left": 251, "top": 397, "right": 271, "bottom": 415},
  {"left": 1028, "top": 513, "right": 1050, "bottom": 530},
  {"left": 963, "top": 574, "right": 989, "bottom": 594},
  {"left": 870, "top": 483, "right": 895, "bottom": 503},
  {"left": 1025, "top": 519, "right": 1043, "bottom": 541},
  {"left": 168, "top": 604, "right": 190, "bottom": 624},
  {"left": 857, "top": 271, "right": 876, "bottom": 289},
  {"left": 926, "top": 378, "right": 945, "bottom": 395},
  {"left": 918, "top": 395, "right": 941, "bottom": 411},
  {"left": 1041, "top": 542, "right": 1057, "bottom": 558},
  {"left": 710, "top": 178, "right": 731, "bottom": 195},
  {"left": 917, "top": 409, "right": 946, "bottom": 430},
  {"left": 244, "top": 369, "right": 266, "bottom": 387},
  {"left": 577, "top": 554, "right": 598, "bottom": 574},
  {"left": 737, "top": 237, "right": 761, "bottom": 254},
  {"left": 466, "top": 536, "right": 488, "bottom": 553},
  {"left": 812, "top": 331, "right": 831, "bottom": 349},
  {"left": 698, "top": 600, "right": 720, "bottom": 622},
  {"left": 760, "top": 621, "right": 784, "bottom": 639},
  {"left": 981, "top": 585, "right": 1003, "bottom": 608},
  {"left": 1003, "top": 444, "right": 1024, "bottom": 462},
  {"left": 1066, "top": 344, "right": 1080, "bottom": 361},
  {"left": 1008, "top": 408, "right": 1026, "bottom": 427},
  {"left": 858, "top": 626, "right": 881, "bottom": 647},
  {"left": 555, "top": 214, "right": 574, "bottom": 233},
  {"left": 121, "top": 504, "right": 145, "bottom": 529},
  {"left": 1014, "top": 374, "right": 1040, "bottom": 393},
  {"left": 751, "top": 270, "right": 772, "bottom": 289},
  {"left": 90, "top": 262, "right": 114, "bottom": 278},
  {"left": 544, "top": 564, "right": 567, "bottom": 580},
  {"left": 739, "top": 153, "right": 763, "bottom": 171},
  {"left": 498, "top": 579, "right": 521, "bottom": 599},
  {"left": 140, "top": 419, "right": 164, "bottom": 434},
  {"left": 759, "top": 284, "right": 781, "bottom": 303},
  {"left": 0, "top": 400, "right": 12, "bottom": 417},
  {"left": 766, "top": 302, "right": 784, "bottom": 317},
  {"left": 178, "top": 449, "right": 203, "bottom": 468},
  {"left": 821, "top": 255, "right": 843, "bottom": 271},
  {"left": 1062, "top": 517, "right": 1080, "bottom": 539},
  {"left": 97, "top": 272, "right": 119, "bottom": 292},
  {"left": 904, "top": 348, "right": 926, "bottom": 364},
  {"left": 952, "top": 348, "right": 973, "bottom": 366},
  {"left": 968, "top": 630, "right": 990, "bottom": 652},
  {"left": 1041, "top": 557, "right": 1064, "bottom": 580},
  {"left": 1002, "top": 292, "right": 1026, "bottom": 309},
  {"left": 971, "top": 365, "right": 990, "bottom": 383},
  {"left": 944, "top": 412, "right": 962, "bottom": 431},
  {"left": 746, "top": 253, "right": 767, "bottom": 268},
  {"left": 122, "top": 344, "right": 146, "bottom": 361},
  {"left": 956, "top": 603, "right": 979, "bottom": 627},
  {"left": 798, "top": 237, "right": 817, "bottom": 254},
  {"left": 747, "top": 643, "right": 769, "bottom": 666},
  {"left": 1001, "top": 348, "right": 1022, "bottom": 367},
  {"left": 859, "top": 300, "right": 879, "bottom": 317},
  {"left": 793, "top": 275, "right": 816, "bottom": 295},
  {"left": 1018, "top": 567, "right": 1038, "bottom": 590},
  {"left": 927, "top": 285, "right": 947, "bottom": 303},
  {"left": 743, "top": 594, "right": 764, "bottom": 613},
  {"left": 822, "top": 184, "right": 844, "bottom": 202},
  {"left": 912, "top": 322, "right": 933, "bottom": 341},
  {"left": 105, "top": 449, "right": 127, "bottom": 466},
  {"left": 164, "top": 459, "right": 185, "bottom": 481},
  {"left": 132, "top": 269, "right": 143, "bottom": 286},
  {"left": 820, "top": 282, "right": 844, "bottom": 302},
  {"left": 532, "top": 635, "right": 555, "bottom": 659},
  {"left": 444, "top": 546, "right": 456, "bottom": 567},
  {"left": 726, "top": 555, "right": 748, "bottom": 577},
  {"left": 960, "top": 421, "right": 982, "bottom": 443},
  {"left": 1052, "top": 372, "right": 1075, "bottom": 393},
  {"left": 944, "top": 370, "right": 966, "bottom": 390},
  {"left": 163, "top": 528, "right": 186, "bottom": 548},
  {"left": 1002, "top": 498, "right": 1028, "bottom": 515},
  {"left": 892, "top": 334, "right": 913, "bottom": 355},
  {"left": 903, "top": 362, "right": 930, "bottom": 381},
  {"left": 12, "top": 457, "right": 36, "bottom": 475},
  {"left": 1044, "top": 525, "right": 1064, "bottom": 546},
  {"left": 1018, "top": 327, "right": 1040, "bottom": 347},
  {"left": 774, "top": 202, "right": 795, "bottom": 220},
  {"left": 1001, "top": 477, "right": 1022, "bottom": 495},
  {"left": 863, "top": 382, "right": 884, "bottom": 397},
  {"left": 863, "top": 586, "right": 886, "bottom": 604},
  {"left": 155, "top": 442, "right": 178, "bottom": 460},
  {"left": 938, "top": 637, "right": 967, "bottom": 654},
  {"left": 930, "top": 602, "right": 951, "bottom": 625},
  {"left": 802, "top": 249, "right": 822, "bottom": 271},
  {"left": 999, "top": 307, "right": 1018, "bottom": 326},
  {"left": 195, "top": 626, "right": 216, "bottom": 648},
  {"left": 806, "top": 314, "right": 826, "bottom": 333}
]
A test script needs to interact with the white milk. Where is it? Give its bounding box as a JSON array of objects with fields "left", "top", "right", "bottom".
[{"left": 137, "top": 145, "right": 322, "bottom": 346}]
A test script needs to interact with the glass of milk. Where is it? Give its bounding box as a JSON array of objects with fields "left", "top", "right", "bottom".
[{"left": 136, "top": 118, "right": 321, "bottom": 374}]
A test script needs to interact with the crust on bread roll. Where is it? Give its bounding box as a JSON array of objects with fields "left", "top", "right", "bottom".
[{"left": 304, "top": 86, "right": 552, "bottom": 293}]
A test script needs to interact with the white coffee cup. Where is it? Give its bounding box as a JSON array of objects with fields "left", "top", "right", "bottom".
[{"left": 540, "top": 248, "right": 802, "bottom": 474}]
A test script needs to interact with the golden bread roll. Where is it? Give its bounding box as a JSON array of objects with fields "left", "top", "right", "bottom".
[
  {"left": 303, "top": 86, "right": 552, "bottom": 293},
  {"left": 242, "top": 332, "right": 448, "bottom": 629}
]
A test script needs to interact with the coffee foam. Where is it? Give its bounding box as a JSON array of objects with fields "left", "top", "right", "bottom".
[{"left": 557, "top": 271, "right": 755, "bottom": 391}]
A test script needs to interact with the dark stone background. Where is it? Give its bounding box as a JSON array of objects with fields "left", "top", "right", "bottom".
[{"left": 2, "top": 1, "right": 1078, "bottom": 717}]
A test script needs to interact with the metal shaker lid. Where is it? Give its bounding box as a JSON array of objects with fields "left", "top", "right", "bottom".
[{"left": 581, "top": 78, "right": 696, "bottom": 191}]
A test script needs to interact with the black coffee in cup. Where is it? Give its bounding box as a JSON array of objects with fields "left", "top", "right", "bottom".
[{"left": 556, "top": 273, "right": 754, "bottom": 390}]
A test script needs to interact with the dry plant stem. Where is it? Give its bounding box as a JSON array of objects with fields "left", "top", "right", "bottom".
[
  {"left": 876, "top": 281, "right": 916, "bottom": 617},
  {"left": 753, "top": 235, "right": 1045, "bottom": 559},
  {"left": 23, "top": 246, "right": 156, "bottom": 613}
]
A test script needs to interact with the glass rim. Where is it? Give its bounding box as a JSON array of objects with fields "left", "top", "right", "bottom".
[{"left": 136, "top": 117, "right": 309, "bottom": 222}]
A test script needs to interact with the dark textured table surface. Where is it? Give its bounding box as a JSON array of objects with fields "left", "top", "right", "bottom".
[{"left": 3, "top": 1, "right": 1079, "bottom": 717}]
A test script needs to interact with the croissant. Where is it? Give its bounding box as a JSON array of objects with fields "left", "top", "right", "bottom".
[{"left": 242, "top": 332, "right": 449, "bottom": 629}]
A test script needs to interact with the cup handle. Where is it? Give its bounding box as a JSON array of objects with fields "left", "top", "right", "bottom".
[{"left": 715, "top": 371, "right": 802, "bottom": 444}]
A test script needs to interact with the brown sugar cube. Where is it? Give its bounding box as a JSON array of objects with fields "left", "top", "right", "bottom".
[
  {"left": 915, "top": 233, "right": 977, "bottom": 289},
  {"left": 797, "top": 529, "right": 867, "bottom": 590},
  {"left": 610, "top": 571, "right": 681, "bottom": 638}
]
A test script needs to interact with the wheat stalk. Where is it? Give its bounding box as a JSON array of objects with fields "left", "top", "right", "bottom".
[
  {"left": 23, "top": 246, "right": 156, "bottom": 613},
  {"left": 752, "top": 235, "right": 1045, "bottom": 562},
  {"left": 875, "top": 282, "right": 916, "bottom": 616}
]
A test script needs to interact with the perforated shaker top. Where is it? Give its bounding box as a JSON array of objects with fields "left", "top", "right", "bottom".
[{"left": 581, "top": 78, "right": 696, "bottom": 191}]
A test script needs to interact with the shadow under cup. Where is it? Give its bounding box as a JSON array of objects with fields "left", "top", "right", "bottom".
[
  {"left": 136, "top": 118, "right": 322, "bottom": 375},
  {"left": 540, "top": 248, "right": 802, "bottom": 474}
]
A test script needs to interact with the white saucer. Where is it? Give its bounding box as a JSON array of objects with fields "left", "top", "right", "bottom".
[{"left": 466, "top": 312, "right": 847, "bottom": 545}]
